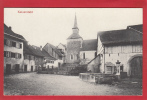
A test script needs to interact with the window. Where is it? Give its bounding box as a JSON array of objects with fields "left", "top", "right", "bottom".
[
  {"left": 15, "top": 53, "right": 18, "bottom": 59},
  {"left": 15, "top": 53, "right": 21, "bottom": 59},
  {"left": 18, "top": 54, "right": 21, "bottom": 59},
  {"left": 16, "top": 43, "right": 22, "bottom": 49},
  {"left": 132, "top": 45, "right": 142, "bottom": 53},
  {"left": 71, "top": 54, "right": 73, "bottom": 60},
  {"left": 12, "top": 41, "right": 16, "bottom": 47},
  {"left": 4, "top": 39, "right": 7, "bottom": 45},
  {"left": 83, "top": 53, "right": 85, "bottom": 59},
  {"left": 4, "top": 51, "right": 6, "bottom": 57},
  {"left": 120, "top": 65, "right": 123, "bottom": 72},
  {"left": 4, "top": 51, "right": 11, "bottom": 57},
  {"left": 6, "top": 40, "right": 12, "bottom": 46},
  {"left": 20, "top": 44, "right": 22, "bottom": 49},
  {"left": 11, "top": 52, "right": 15, "bottom": 58},
  {"left": 8, "top": 52, "right": 11, "bottom": 57}
]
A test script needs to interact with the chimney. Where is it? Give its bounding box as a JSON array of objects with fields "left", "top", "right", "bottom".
[
  {"left": 40, "top": 46, "right": 42, "bottom": 51},
  {"left": 9, "top": 26, "right": 11, "bottom": 30}
]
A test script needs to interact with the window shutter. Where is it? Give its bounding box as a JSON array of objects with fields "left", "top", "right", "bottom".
[
  {"left": 4, "top": 39, "right": 7, "bottom": 45},
  {"left": 4, "top": 51, "right": 6, "bottom": 57},
  {"left": 6, "top": 40, "right": 9, "bottom": 46},
  {"left": 15, "top": 53, "right": 17, "bottom": 59},
  {"left": 9, "top": 52, "right": 11, "bottom": 57},
  {"left": 20, "top": 54, "right": 21, "bottom": 59},
  {"left": 6, "top": 51, "right": 8, "bottom": 57}
]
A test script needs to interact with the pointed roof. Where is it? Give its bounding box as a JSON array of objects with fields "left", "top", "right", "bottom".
[
  {"left": 67, "top": 33, "right": 82, "bottom": 39},
  {"left": 73, "top": 14, "right": 78, "bottom": 29},
  {"left": 67, "top": 14, "right": 82, "bottom": 39}
]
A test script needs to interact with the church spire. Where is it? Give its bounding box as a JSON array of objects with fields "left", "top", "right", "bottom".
[{"left": 73, "top": 14, "right": 78, "bottom": 29}]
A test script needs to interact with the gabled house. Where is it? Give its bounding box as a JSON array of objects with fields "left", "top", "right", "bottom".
[
  {"left": 43, "top": 43, "right": 64, "bottom": 68},
  {"left": 28, "top": 45, "right": 45, "bottom": 71},
  {"left": 4, "top": 24, "right": 26, "bottom": 74},
  {"left": 80, "top": 39, "right": 97, "bottom": 65},
  {"left": 23, "top": 42, "right": 36, "bottom": 72},
  {"left": 41, "top": 49, "right": 56, "bottom": 70},
  {"left": 96, "top": 24, "right": 143, "bottom": 78},
  {"left": 57, "top": 43, "right": 66, "bottom": 63}
]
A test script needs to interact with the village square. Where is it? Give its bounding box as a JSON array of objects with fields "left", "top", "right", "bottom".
[{"left": 4, "top": 8, "right": 142, "bottom": 95}]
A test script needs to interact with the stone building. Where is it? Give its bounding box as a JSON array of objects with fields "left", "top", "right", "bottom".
[
  {"left": 66, "top": 15, "right": 83, "bottom": 64},
  {"left": 65, "top": 15, "right": 98, "bottom": 74},
  {"left": 43, "top": 43, "right": 64, "bottom": 68},
  {"left": 95, "top": 24, "right": 142, "bottom": 78},
  {"left": 23, "top": 42, "right": 36, "bottom": 72},
  {"left": 80, "top": 39, "right": 97, "bottom": 65},
  {"left": 4, "top": 24, "right": 25, "bottom": 74},
  {"left": 28, "top": 45, "right": 46, "bottom": 71}
]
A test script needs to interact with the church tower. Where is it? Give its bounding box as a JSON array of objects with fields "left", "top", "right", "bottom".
[{"left": 66, "top": 15, "right": 83, "bottom": 64}]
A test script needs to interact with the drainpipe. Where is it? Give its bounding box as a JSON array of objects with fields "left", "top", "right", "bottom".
[{"left": 104, "top": 45, "right": 105, "bottom": 74}]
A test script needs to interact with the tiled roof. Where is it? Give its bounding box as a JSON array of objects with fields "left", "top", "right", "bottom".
[
  {"left": 23, "top": 42, "right": 34, "bottom": 55},
  {"left": 46, "top": 43, "right": 63, "bottom": 56},
  {"left": 81, "top": 39, "right": 97, "bottom": 51},
  {"left": 42, "top": 49, "right": 56, "bottom": 60},
  {"left": 24, "top": 43, "right": 56, "bottom": 60},
  {"left": 98, "top": 28, "right": 142, "bottom": 45},
  {"left": 67, "top": 33, "right": 82, "bottom": 39},
  {"left": 127, "top": 24, "right": 143, "bottom": 33},
  {"left": 4, "top": 24, "right": 26, "bottom": 40}
]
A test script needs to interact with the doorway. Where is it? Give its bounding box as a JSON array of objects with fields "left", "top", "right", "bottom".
[
  {"left": 6, "top": 64, "right": 11, "bottom": 74},
  {"left": 106, "top": 66, "right": 112, "bottom": 74},
  {"left": 130, "top": 56, "right": 142, "bottom": 78},
  {"left": 24, "top": 65, "right": 27, "bottom": 72},
  {"left": 15, "top": 64, "right": 20, "bottom": 73},
  {"left": 31, "top": 66, "right": 33, "bottom": 72}
]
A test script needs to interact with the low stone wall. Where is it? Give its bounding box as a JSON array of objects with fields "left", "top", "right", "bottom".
[
  {"left": 79, "top": 73, "right": 116, "bottom": 84},
  {"left": 79, "top": 73, "right": 101, "bottom": 83}
]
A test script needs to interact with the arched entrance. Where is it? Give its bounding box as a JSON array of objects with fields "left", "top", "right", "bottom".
[{"left": 128, "top": 54, "right": 142, "bottom": 78}]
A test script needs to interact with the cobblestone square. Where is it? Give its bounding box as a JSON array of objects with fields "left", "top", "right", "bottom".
[{"left": 4, "top": 73, "right": 142, "bottom": 95}]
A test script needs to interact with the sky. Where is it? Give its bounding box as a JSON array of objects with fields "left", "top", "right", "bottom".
[{"left": 4, "top": 8, "right": 142, "bottom": 47}]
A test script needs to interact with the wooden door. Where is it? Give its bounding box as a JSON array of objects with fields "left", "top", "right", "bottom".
[
  {"left": 15, "top": 64, "right": 20, "bottom": 73},
  {"left": 31, "top": 66, "right": 33, "bottom": 72},
  {"left": 6, "top": 64, "right": 11, "bottom": 74},
  {"left": 106, "top": 66, "right": 112, "bottom": 74},
  {"left": 24, "top": 65, "right": 27, "bottom": 72},
  {"left": 130, "top": 56, "right": 142, "bottom": 78}
]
